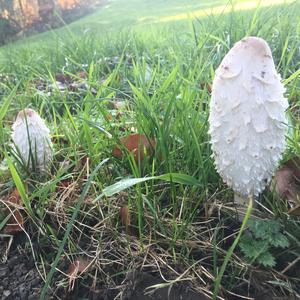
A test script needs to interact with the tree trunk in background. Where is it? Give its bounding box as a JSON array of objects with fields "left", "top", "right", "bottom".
[
  {"left": 56, "top": 0, "right": 79, "bottom": 10},
  {"left": 16, "top": 0, "right": 40, "bottom": 26},
  {"left": 1, "top": 0, "right": 41, "bottom": 29},
  {"left": 37, "top": 0, "right": 55, "bottom": 25},
  {"left": 0, "top": 0, "right": 23, "bottom": 44},
  {"left": 0, "top": 0, "right": 98, "bottom": 44},
  {"left": 1, "top": 0, "right": 70, "bottom": 27}
]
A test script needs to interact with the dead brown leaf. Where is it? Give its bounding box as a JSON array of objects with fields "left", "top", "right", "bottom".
[
  {"left": 104, "top": 113, "right": 113, "bottom": 121},
  {"left": 56, "top": 179, "right": 73, "bottom": 193},
  {"left": 112, "top": 134, "right": 156, "bottom": 162},
  {"left": 272, "top": 157, "right": 300, "bottom": 208},
  {"left": 119, "top": 205, "right": 138, "bottom": 236},
  {"left": 120, "top": 205, "right": 130, "bottom": 228},
  {"left": 200, "top": 82, "right": 212, "bottom": 93},
  {"left": 77, "top": 71, "right": 87, "bottom": 79},
  {"left": 288, "top": 205, "right": 300, "bottom": 216},
  {"left": 51, "top": 134, "right": 68, "bottom": 145},
  {"left": 3, "top": 189, "right": 24, "bottom": 234},
  {"left": 67, "top": 259, "right": 91, "bottom": 291},
  {"left": 55, "top": 73, "right": 72, "bottom": 84}
]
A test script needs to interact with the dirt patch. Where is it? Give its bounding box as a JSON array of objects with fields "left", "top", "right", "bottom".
[
  {"left": 126, "top": 272, "right": 210, "bottom": 300},
  {"left": 0, "top": 234, "right": 209, "bottom": 300},
  {"left": 0, "top": 235, "right": 52, "bottom": 300}
]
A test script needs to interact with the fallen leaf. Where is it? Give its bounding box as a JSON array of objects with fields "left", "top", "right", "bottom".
[
  {"left": 104, "top": 113, "right": 113, "bottom": 121},
  {"left": 56, "top": 179, "right": 73, "bottom": 193},
  {"left": 77, "top": 71, "right": 87, "bottom": 79},
  {"left": 111, "top": 101, "right": 127, "bottom": 110},
  {"left": 272, "top": 157, "right": 300, "bottom": 207},
  {"left": 6, "top": 189, "right": 22, "bottom": 205},
  {"left": 51, "top": 134, "right": 68, "bottom": 145},
  {"left": 112, "top": 134, "right": 156, "bottom": 162},
  {"left": 285, "top": 158, "right": 300, "bottom": 178},
  {"left": 200, "top": 82, "right": 212, "bottom": 93},
  {"left": 55, "top": 73, "right": 72, "bottom": 84},
  {"left": 67, "top": 259, "right": 91, "bottom": 291},
  {"left": 3, "top": 189, "right": 24, "bottom": 234},
  {"left": 288, "top": 205, "right": 300, "bottom": 216},
  {"left": 120, "top": 205, "right": 131, "bottom": 228},
  {"left": 116, "top": 112, "right": 123, "bottom": 120},
  {"left": 74, "top": 153, "right": 89, "bottom": 172}
]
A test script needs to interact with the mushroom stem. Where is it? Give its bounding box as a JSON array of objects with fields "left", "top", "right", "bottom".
[{"left": 234, "top": 193, "right": 256, "bottom": 221}]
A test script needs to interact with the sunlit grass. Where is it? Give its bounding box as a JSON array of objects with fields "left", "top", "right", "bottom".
[{"left": 145, "top": 0, "right": 295, "bottom": 24}]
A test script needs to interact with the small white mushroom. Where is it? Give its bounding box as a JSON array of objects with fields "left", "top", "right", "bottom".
[
  {"left": 209, "top": 37, "right": 288, "bottom": 214},
  {"left": 11, "top": 108, "right": 53, "bottom": 172}
]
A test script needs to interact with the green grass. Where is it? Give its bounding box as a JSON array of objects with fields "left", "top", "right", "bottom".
[{"left": 0, "top": 0, "right": 300, "bottom": 299}]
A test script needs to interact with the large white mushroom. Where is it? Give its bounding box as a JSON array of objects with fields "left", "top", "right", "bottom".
[
  {"left": 209, "top": 36, "right": 288, "bottom": 213},
  {"left": 11, "top": 108, "right": 53, "bottom": 172}
]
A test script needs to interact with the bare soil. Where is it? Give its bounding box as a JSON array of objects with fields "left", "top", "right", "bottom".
[{"left": 0, "top": 234, "right": 210, "bottom": 300}]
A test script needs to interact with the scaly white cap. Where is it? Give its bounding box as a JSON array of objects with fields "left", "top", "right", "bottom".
[
  {"left": 209, "top": 37, "right": 288, "bottom": 196},
  {"left": 12, "top": 108, "right": 53, "bottom": 172}
]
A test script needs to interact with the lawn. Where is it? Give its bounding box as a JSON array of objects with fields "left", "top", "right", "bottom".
[{"left": 0, "top": 0, "right": 300, "bottom": 299}]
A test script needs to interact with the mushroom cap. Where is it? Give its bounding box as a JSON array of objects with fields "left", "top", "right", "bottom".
[
  {"left": 209, "top": 36, "right": 288, "bottom": 196},
  {"left": 11, "top": 108, "right": 53, "bottom": 172}
]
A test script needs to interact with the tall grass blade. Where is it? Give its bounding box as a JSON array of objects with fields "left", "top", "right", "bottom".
[
  {"left": 40, "top": 158, "right": 109, "bottom": 299},
  {"left": 99, "top": 173, "right": 202, "bottom": 198}
]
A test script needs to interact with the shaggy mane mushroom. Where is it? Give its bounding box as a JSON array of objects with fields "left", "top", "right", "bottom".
[
  {"left": 11, "top": 108, "right": 53, "bottom": 173},
  {"left": 209, "top": 36, "right": 288, "bottom": 217}
]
